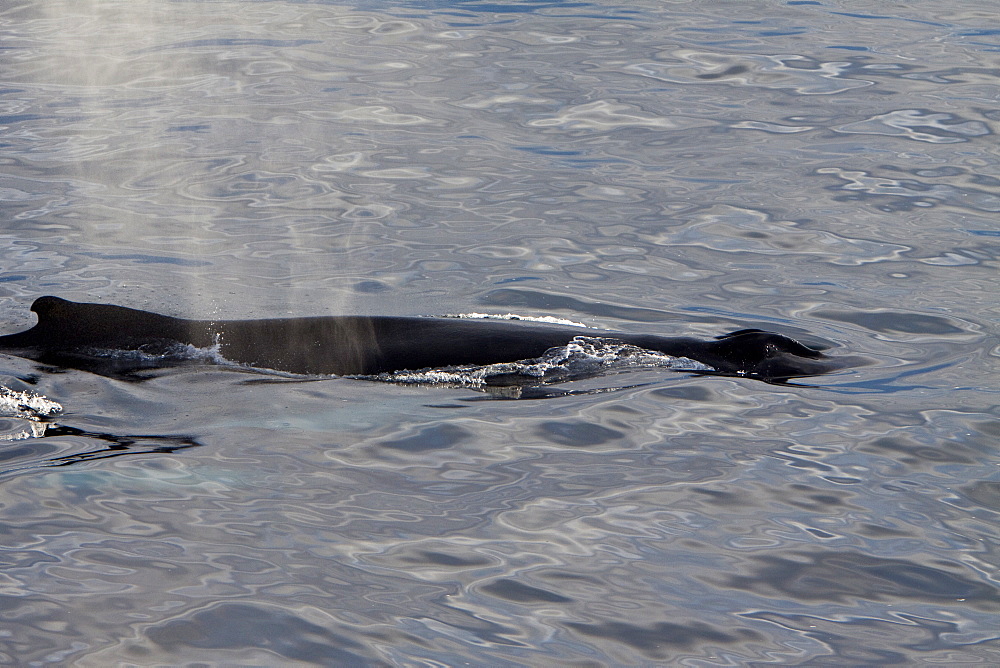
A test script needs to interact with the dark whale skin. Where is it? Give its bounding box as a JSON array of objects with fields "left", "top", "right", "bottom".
[{"left": 0, "top": 296, "right": 850, "bottom": 381}]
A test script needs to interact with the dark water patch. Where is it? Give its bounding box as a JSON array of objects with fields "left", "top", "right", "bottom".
[
  {"left": 535, "top": 420, "right": 624, "bottom": 447},
  {"left": 77, "top": 549, "right": 193, "bottom": 577},
  {"left": 723, "top": 551, "right": 1000, "bottom": 608},
  {"left": 376, "top": 0, "right": 637, "bottom": 22},
  {"left": 481, "top": 578, "right": 571, "bottom": 603},
  {"left": 970, "top": 174, "right": 1000, "bottom": 187},
  {"left": 564, "top": 619, "right": 763, "bottom": 657},
  {"left": 959, "top": 481, "right": 1000, "bottom": 512},
  {"left": 691, "top": 480, "right": 865, "bottom": 517},
  {"left": 650, "top": 385, "right": 717, "bottom": 402},
  {"left": 0, "top": 550, "right": 58, "bottom": 569},
  {"left": 830, "top": 11, "right": 947, "bottom": 27},
  {"left": 742, "top": 610, "right": 965, "bottom": 664},
  {"left": 79, "top": 252, "right": 212, "bottom": 267},
  {"left": 696, "top": 65, "right": 749, "bottom": 80},
  {"left": 856, "top": 523, "right": 919, "bottom": 539},
  {"left": 379, "top": 423, "right": 473, "bottom": 452},
  {"left": 771, "top": 483, "right": 859, "bottom": 512},
  {"left": 813, "top": 309, "right": 968, "bottom": 335},
  {"left": 166, "top": 124, "right": 211, "bottom": 133},
  {"left": 514, "top": 145, "right": 583, "bottom": 156},
  {"left": 0, "top": 114, "right": 47, "bottom": 125},
  {"left": 913, "top": 166, "right": 966, "bottom": 178},
  {"left": 138, "top": 38, "right": 321, "bottom": 53},
  {"left": 353, "top": 280, "right": 392, "bottom": 293},
  {"left": 0, "top": 440, "right": 62, "bottom": 464},
  {"left": 403, "top": 550, "right": 492, "bottom": 567},
  {"left": 140, "top": 603, "right": 378, "bottom": 664},
  {"left": 691, "top": 487, "right": 751, "bottom": 508},
  {"left": 859, "top": 435, "right": 979, "bottom": 466}
]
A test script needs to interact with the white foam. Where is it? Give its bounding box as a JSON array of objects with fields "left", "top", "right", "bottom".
[
  {"left": 363, "top": 336, "right": 713, "bottom": 387},
  {"left": 447, "top": 312, "right": 592, "bottom": 328}
]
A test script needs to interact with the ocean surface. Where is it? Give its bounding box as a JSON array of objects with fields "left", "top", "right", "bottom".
[{"left": 1, "top": 0, "right": 998, "bottom": 665}]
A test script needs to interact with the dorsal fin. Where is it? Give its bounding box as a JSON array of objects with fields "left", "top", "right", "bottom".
[
  {"left": 30, "top": 295, "right": 72, "bottom": 320},
  {"left": 0, "top": 296, "right": 74, "bottom": 348},
  {"left": 23, "top": 296, "right": 191, "bottom": 348}
]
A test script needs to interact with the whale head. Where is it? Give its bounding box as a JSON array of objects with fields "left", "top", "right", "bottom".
[{"left": 705, "top": 329, "right": 847, "bottom": 381}]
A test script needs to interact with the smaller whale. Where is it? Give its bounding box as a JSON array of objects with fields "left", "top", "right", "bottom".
[{"left": 0, "top": 296, "right": 852, "bottom": 382}]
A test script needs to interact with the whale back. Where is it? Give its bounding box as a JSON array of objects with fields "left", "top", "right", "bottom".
[{"left": 0, "top": 296, "right": 850, "bottom": 382}]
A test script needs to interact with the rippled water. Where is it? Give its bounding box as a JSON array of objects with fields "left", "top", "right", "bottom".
[{"left": 1, "top": 0, "right": 998, "bottom": 664}]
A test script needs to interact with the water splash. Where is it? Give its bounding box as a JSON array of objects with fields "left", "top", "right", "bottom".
[
  {"left": 0, "top": 386, "right": 62, "bottom": 441},
  {"left": 71, "top": 338, "right": 231, "bottom": 373}
]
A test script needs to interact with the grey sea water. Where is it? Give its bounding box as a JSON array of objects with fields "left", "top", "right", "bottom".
[{"left": 1, "top": 0, "right": 998, "bottom": 665}]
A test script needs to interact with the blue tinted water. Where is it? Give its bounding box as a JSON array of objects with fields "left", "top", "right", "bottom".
[{"left": 1, "top": 0, "right": 998, "bottom": 664}]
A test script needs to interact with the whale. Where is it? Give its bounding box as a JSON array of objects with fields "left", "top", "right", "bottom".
[{"left": 0, "top": 296, "right": 851, "bottom": 382}]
